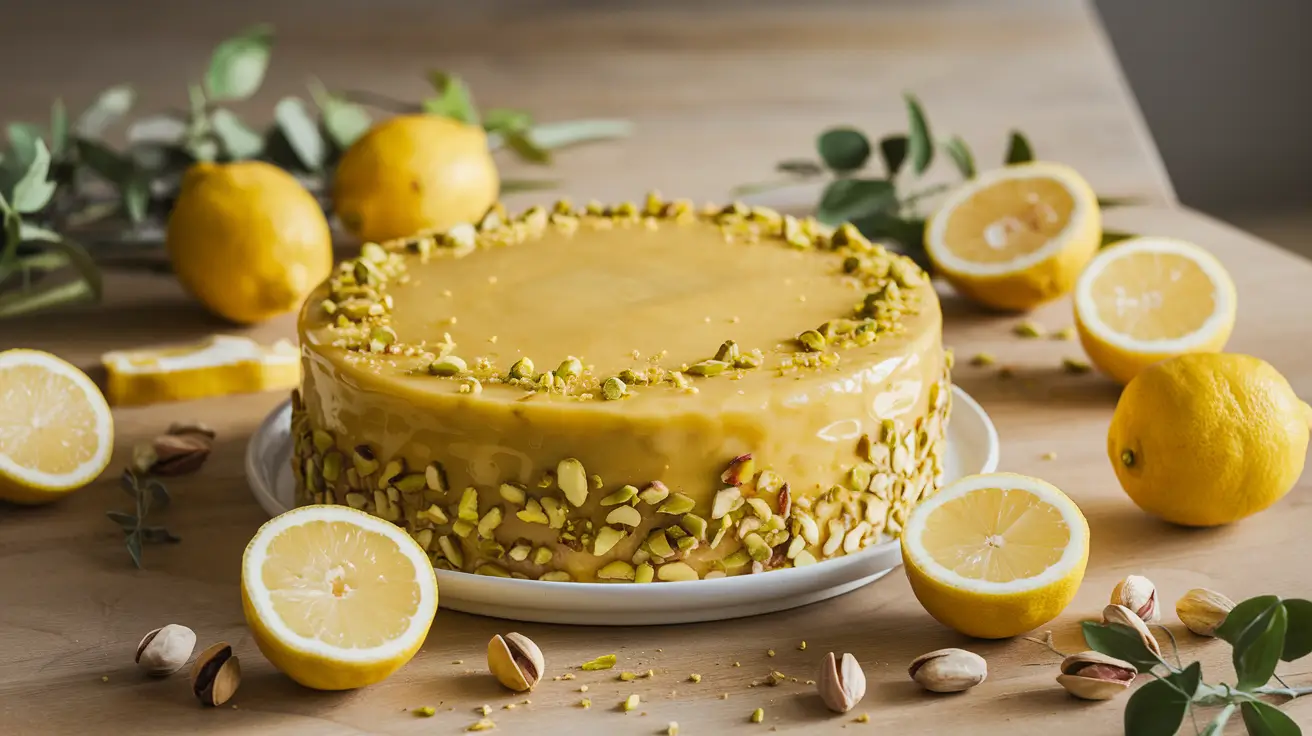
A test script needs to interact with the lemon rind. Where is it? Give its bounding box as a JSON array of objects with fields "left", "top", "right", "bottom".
[
  {"left": 241, "top": 504, "right": 438, "bottom": 664},
  {"left": 0, "top": 349, "right": 113, "bottom": 490},
  {"left": 901, "top": 472, "right": 1088, "bottom": 595},
  {"left": 925, "top": 162, "right": 1098, "bottom": 278},
  {"left": 1073, "top": 236, "right": 1236, "bottom": 354}
]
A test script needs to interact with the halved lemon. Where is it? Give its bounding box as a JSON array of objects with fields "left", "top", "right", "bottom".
[
  {"left": 241, "top": 505, "right": 439, "bottom": 690},
  {"left": 1074, "top": 236, "right": 1236, "bottom": 385},
  {"left": 901, "top": 472, "right": 1089, "bottom": 639},
  {"left": 0, "top": 349, "right": 114, "bottom": 505},
  {"left": 925, "top": 162, "right": 1101, "bottom": 311},
  {"left": 102, "top": 335, "right": 300, "bottom": 406}
]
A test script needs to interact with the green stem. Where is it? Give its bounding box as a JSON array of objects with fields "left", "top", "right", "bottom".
[
  {"left": 1255, "top": 685, "right": 1312, "bottom": 698},
  {"left": 1151, "top": 624, "right": 1184, "bottom": 670},
  {"left": 899, "top": 182, "right": 951, "bottom": 211}
]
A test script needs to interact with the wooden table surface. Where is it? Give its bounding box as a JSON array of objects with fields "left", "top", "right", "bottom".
[{"left": 4, "top": 2, "right": 1308, "bottom": 734}]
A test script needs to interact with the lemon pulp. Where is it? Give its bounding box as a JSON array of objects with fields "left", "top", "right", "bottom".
[
  {"left": 941, "top": 178, "right": 1076, "bottom": 264},
  {"left": 1086, "top": 250, "right": 1217, "bottom": 341},
  {"left": 919, "top": 487, "right": 1070, "bottom": 582},
  {"left": 1, "top": 364, "right": 102, "bottom": 476}
]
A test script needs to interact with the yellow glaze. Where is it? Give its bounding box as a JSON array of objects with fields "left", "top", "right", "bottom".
[{"left": 293, "top": 198, "right": 951, "bottom": 582}]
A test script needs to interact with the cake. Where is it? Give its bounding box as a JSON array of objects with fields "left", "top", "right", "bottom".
[{"left": 291, "top": 195, "right": 952, "bottom": 583}]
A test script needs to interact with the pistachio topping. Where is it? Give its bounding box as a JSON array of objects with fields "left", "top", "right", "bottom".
[{"left": 429, "top": 355, "right": 468, "bottom": 377}]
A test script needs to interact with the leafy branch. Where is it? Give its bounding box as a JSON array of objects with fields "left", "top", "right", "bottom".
[
  {"left": 107, "top": 470, "right": 180, "bottom": 569},
  {"left": 1084, "top": 594, "right": 1312, "bottom": 735}
]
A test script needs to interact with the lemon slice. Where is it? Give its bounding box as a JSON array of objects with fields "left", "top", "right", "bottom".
[
  {"left": 901, "top": 472, "right": 1089, "bottom": 639},
  {"left": 0, "top": 349, "right": 114, "bottom": 504},
  {"left": 241, "top": 505, "right": 439, "bottom": 690},
  {"left": 102, "top": 334, "right": 299, "bottom": 406},
  {"left": 925, "top": 162, "right": 1100, "bottom": 311},
  {"left": 1074, "top": 237, "right": 1236, "bottom": 385}
]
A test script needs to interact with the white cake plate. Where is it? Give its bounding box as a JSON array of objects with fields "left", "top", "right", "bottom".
[{"left": 246, "top": 386, "right": 998, "bottom": 625}]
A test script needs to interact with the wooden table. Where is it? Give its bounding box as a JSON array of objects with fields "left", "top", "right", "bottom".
[{"left": 5, "top": 1, "right": 1309, "bottom": 734}]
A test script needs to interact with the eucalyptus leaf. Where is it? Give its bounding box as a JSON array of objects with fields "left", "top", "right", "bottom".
[
  {"left": 0, "top": 205, "right": 19, "bottom": 284},
  {"left": 500, "top": 178, "right": 562, "bottom": 194},
  {"left": 1242, "top": 701, "right": 1302, "bottom": 736},
  {"left": 483, "top": 108, "right": 532, "bottom": 134},
  {"left": 205, "top": 24, "right": 274, "bottom": 101},
  {"left": 24, "top": 230, "right": 102, "bottom": 302},
  {"left": 516, "top": 119, "right": 632, "bottom": 151},
  {"left": 942, "top": 136, "right": 976, "bottom": 178},
  {"left": 1233, "top": 602, "right": 1287, "bottom": 690},
  {"left": 503, "top": 130, "right": 551, "bottom": 165},
  {"left": 122, "top": 175, "right": 151, "bottom": 225},
  {"left": 126, "top": 531, "right": 143, "bottom": 569},
  {"left": 49, "top": 99, "right": 68, "bottom": 158},
  {"left": 0, "top": 278, "right": 97, "bottom": 319},
  {"left": 879, "top": 135, "right": 908, "bottom": 178},
  {"left": 816, "top": 178, "right": 896, "bottom": 226},
  {"left": 119, "top": 469, "right": 138, "bottom": 497},
  {"left": 904, "top": 94, "right": 934, "bottom": 175},
  {"left": 209, "top": 109, "right": 263, "bottom": 160},
  {"left": 11, "top": 139, "right": 57, "bottom": 214},
  {"left": 1217, "top": 596, "right": 1283, "bottom": 647},
  {"left": 310, "top": 82, "right": 373, "bottom": 149},
  {"left": 274, "top": 97, "right": 325, "bottom": 170},
  {"left": 6, "top": 122, "right": 43, "bottom": 176},
  {"left": 1005, "top": 130, "right": 1034, "bottom": 164},
  {"left": 127, "top": 115, "right": 189, "bottom": 145},
  {"left": 146, "top": 479, "right": 170, "bottom": 510},
  {"left": 76, "top": 138, "right": 132, "bottom": 184},
  {"left": 775, "top": 160, "right": 825, "bottom": 177},
  {"left": 1101, "top": 229, "right": 1136, "bottom": 248},
  {"left": 1200, "top": 704, "right": 1236, "bottom": 736},
  {"left": 14, "top": 251, "right": 70, "bottom": 274},
  {"left": 76, "top": 85, "right": 135, "bottom": 137},
  {"left": 1279, "top": 598, "right": 1312, "bottom": 661},
  {"left": 1123, "top": 666, "right": 1197, "bottom": 736},
  {"left": 1097, "top": 195, "right": 1145, "bottom": 209},
  {"left": 423, "top": 71, "right": 479, "bottom": 125},
  {"left": 1082, "top": 621, "right": 1165, "bottom": 671},
  {"left": 816, "top": 127, "right": 871, "bottom": 173},
  {"left": 139, "top": 526, "right": 182, "bottom": 544},
  {"left": 106, "top": 510, "right": 138, "bottom": 532}
]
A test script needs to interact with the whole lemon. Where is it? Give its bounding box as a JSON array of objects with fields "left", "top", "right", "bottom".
[
  {"left": 332, "top": 114, "right": 499, "bottom": 243},
  {"left": 1108, "top": 353, "right": 1312, "bottom": 526},
  {"left": 167, "top": 161, "right": 332, "bottom": 324}
]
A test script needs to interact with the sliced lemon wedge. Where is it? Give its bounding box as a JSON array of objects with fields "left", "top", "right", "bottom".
[
  {"left": 0, "top": 349, "right": 114, "bottom": 504},
  {"left": 241, "top": 505, "right": 439, "bottom": 690},
  {"left": 901, "top": 472, "right": 1089, "bottom": 639},
  {"left": 925, "top": 162, "right": 1100, "bottom": 311},
  {"left": 101, "top": 334, "right": 299, "bottom": 406},
  {"left": 1074, "top": 236, "right": 1236, "bottom": 385}
]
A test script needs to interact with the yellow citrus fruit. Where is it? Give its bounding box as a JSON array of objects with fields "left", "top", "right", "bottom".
[
  {"left": 1108, "top": 353, "right": 1311, "bottom": 526},
  {"left": 241, "top": 504, "right": 438, "bottom": 690},
  {"left": 0, "top": 349, "right": 113, "bottom": 504},
  {"left": 101, "top": 335, "right": 299, "bottom": 406},
  {"left": 925, "top": 162, "right": 1100, "bottom": 311},
  {"left": 332, "top": 114, "right": 499, "bottom": 243},
  {"left": 1074, "top": 236, "right": 1236, "bottom": 385},
  {"left": 167, "top": 161, "right": 332, "bottom": 325},
  {"left": 901, "top": 472, "right": 1089, "bottom": 639}
]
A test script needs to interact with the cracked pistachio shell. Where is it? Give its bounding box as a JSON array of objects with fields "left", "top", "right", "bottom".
[
  {"left": 487, "top": 633, "right": 545, "bottom": 692},
  {"left": 908, "top": 648, "right": 987, "bottom": 693},
  {"left": 190, "top": 642, "right": 240, "bottom": 706},
  {"left": 136, "top": 624, "right": 197, "bottom": 677},
  {"left": 1056, "top": 651, "right": 1136, "bottom": 701},
  {"left": 1102, "top": 604, "right": 1162, "bottom": 658},
  {"left": 1110, "top": 574, "right": 1158, "bottom": 622},
  {"left": 816, "top": 652, "right": 865, "bottom": 713}
]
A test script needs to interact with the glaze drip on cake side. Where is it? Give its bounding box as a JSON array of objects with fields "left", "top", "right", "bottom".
[{"left": 292, "top": 196, "right": 951, "bottom": 583}]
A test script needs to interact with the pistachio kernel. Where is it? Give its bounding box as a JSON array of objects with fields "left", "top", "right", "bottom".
[
  {"left": 429, "top": 355, "right": 468, "bottom": 377},
  {"left": 555, "top": 357, "right": 583, "bottom": 379},
  {"left": 797, "top": 330, "right": 826, "bottom": 352},
  {"left": 601, "top": 376, "right": 627, "bottom": 401},
  {"left": 686, "top": 359, "right": 729, "bottom": 377},
  {"left": 508, "top": 357, "right": 534, "bottom": 380}
]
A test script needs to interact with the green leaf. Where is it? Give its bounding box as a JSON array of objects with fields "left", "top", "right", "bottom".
[
  {"left": 816, "top": 127, "right": 871, "bottom": 173},
  {"left": 204, "top": 24, "right": 274, "bottom": 102},
  {"left": 127, "top": 115, "right": 188, "bottom": 145},
  {"left": 423, "top": 71, "right": 479, "bottom": 125},
  {"left": 500, "top": 178, "right": 562, "bottom": 194},
  {"left": 1241, "top": 701, "right": 1302, "bottom": 736},
  {"left": 0, "top": 277, "right": 97, "bottom": 318},
  {"left": 6, "top": 122, "right": 43, "bottom": 176},
  {"left": 126, "top": 531, "right": 143, "bottom": 569},
  {"left": 1280, "top": 599, "right": 1312, "bottom": 661},
  {"left": 0, "top": 202, "right": 21, "bottom": 285},
  {"left": 310, "top": 81, "right": 372, "bottom": 149},
  {"left": 1082, "top": 621, "right": 1165, "bottom": 671},
  {"left": 106, "top": 510, "right": 138, "bottom": 532},
  {"left": 1005, "top": 130, "right": 1034, "bottom": 164},
  {"left": 1200, "top": 704, "right": 1236, "bottom": 736},
  {"left": 775, "top": 160, "right": 825, "bottom": 177},
  {"left": 76, "top": 138, "right": 132, "bottom": 184},
  {"left": 274, "top": 97, "right": 325, "bottom": 170},
  {"left": 1234, "top": 602, "right": 1287, "bottom": 690},
  {"left": 1218, "top": 596, "right": 1283, "bottom": 646},
  {"left": 483, "top": 108, "right": 533, "bottom": 134},
  {"left": 1097, "top": 195, "right": 1145, "bottom": 209},
  {"left": 145, "top": 478, "right": 170, "bottom": 510},
  {"left": 517, "top": 119, "right": 632, "bottom": 151},
  {"left": 11, "top": 139, "right": 56, "bottom": 214},
  {"left": 140, "top": 526, "right": 181, "bottom": 544},
  {"left": 851, "top": 212, "right": 926, "bottom": 250},
  {"left": 1123, "top": 666, "right": 1197, "bottom": 736},
  {"left": 904, "top": 94, "right": 934, "bottom": 175},
  {"left": 879, "top": 135, "right": 908, "bottom": 177},
  {"left": 49, "top": 99, "right": 68, "bottom": 158},
  {"left": 1101, "top": 229, "right": 1136, "bottom": 247},
  {"left": 209, "top": 108, "right": 263, "bottom": 160},
  {"left": 185, "top": 137, "right": 220, "bottom": 164},
  {"left": 122, "top": 175, "right": 151, "bottom": 225},
  {"left": 816, "top": 178, "right": 896, "bottom": 226},
  {"left": 503, "top": 130, "right": 551, "bottom": 165},
  {"left": 942, "top": 136, "right": 976, "bottom": 178},
  {"left": 76, "top": 85, "right": 135, "bottom": 137}
]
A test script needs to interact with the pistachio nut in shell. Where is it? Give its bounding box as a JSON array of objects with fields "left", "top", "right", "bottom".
[
  {"left": 1109, "top": 574, "right": 1159, "bottom": 622},
  {"left": 1102, "top": 604, "right": 1162, "bottom": 658},
  {"left": 908, "top": 648, "right": 987, "bottom": 693},
  {"left": 135, "top": 623, "right": 197, "bottom": 676},
  {"left": 1176, "top": 588, "right": 1236, "bottom": 637},
  {"left": 190, "top": 642, "right": 241, "bottom": 706},
  {"left": 1056, "top": 651, "right": 1137, "bottom": 701},
  {"left": 487, "top": 633, "right": 545, "bottom": 692},
  {"left": 816, "top": 651, "right": 866, "bottom": 713}
]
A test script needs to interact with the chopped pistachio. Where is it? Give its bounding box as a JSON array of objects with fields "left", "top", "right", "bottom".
[
  {"left": 657, "top": 493, "right": 696, "bottom": 516},
  {"left": 476, "top": 507, "right": 503, "bottom": 538},
  {"left": 657, "top": 562, "right": 699, "bottom": 582},
  {"left": 507, "top": 544, "right": 531, "bottom": 562},
  {"left": 499, "top": 483, "right": 527, "bottom": 505},
  {"left": 639, "top": 481, "right": 670, "bottom": 505},
  {"left": 516, "top": 499, "right": 549, "bottom": 525},
  {"left": 798, "top": 640, "right": 807, "bottom": 650},
  {"left": 597, "top": 560, "right": 636, "bottom": 581},
  {"left": 601, "top": 485, "right": 639, "bottom": 506},
  {"left": 438, "top": 535, "right": 464, "bottom": 568},
  {"left": 744, "top": 533, "right": 772, "bottom": 562},
  {"left": 532, "top": 546, "right": 553, "bottom": 566},
  {"left": 688, "top": 673, "right": 702, "bottom": 683},
  {"left": 541, "top": 497, "right": 567, "bottom": 528},
  {"left": 508, "top": 357, "right": 534, "bottom": 380},
  {"left": 606, "top": 505, "right": 643, "bottom": 527},
  {"left": 1014, "top": 320, "right": 1044, "bottom": 338},
  {"left": 452, "top": 519, "right": 474, "bottom": 538},
  {"left": 429, "top": 355, "right": 468, "bottom": 376},
  {"left": 714, "top": 340, "right": 740, "bottom": 363},
  {"left": 1051, "top": 326, "right": 1077, "bottom": 341},
  {"left": 635, "top": 561, "right": 655, "bottom": 583},
  {"left": 767, "top": 649, "right": 776, "bottom": 657},
  {"left": 680, "top": 514, "right": 708, "bottom": 540},
  {"left": 1041, "top": 451, "right": 1058, "bottom": 460},
  {"left": 686, "top": 359, "right": 730, "bottom": 377},
  {"left": 619, "top": 671, "right": 638, "bottom": 682},
  {"left": 414, "top": 706, "right": 435, "bottom": 717},
  {"left": 539, "top": 571, "right": 571, "bottom": 582},
  {"left": 797, "top": 329, "right": 826, "bottom": 352},
  {"left": 970, "top": 352, "right": 996, "bottom": 367},
  {"left": 457, "top": 487, "right": 480, "bottom": 523},
  {"left": 647, "top": 530, "right": 676, "bottom": 559},
  {"left": 466, "top": 718, "right": 496, "bottom": 731},
  {"left": 721, "top": 454, "right": 755, "bottom": 486},
  {"left": 594, "top": 526, "right": 628, "bottom": 556},
  {"left": 622, "top": 694, "right": 640, "bottom": 712},
  {"left": 711, "top": 488, "right": 744, "bottom": 519},
  {"left": 750, "top": 707, "right": 764, "bottom": 723},
  {"left": 601, "top": 376, "right": 627, "bottom": 401},
  {"left": 425, "top": 462, "right": 448, "bottom": 493},
  {"left": 557, "top": 458, "right": 589, "bottom": 507},
  {"left": 352, "top": 446, "right": 379, "bottom": 476},
  {"left": 1062, "top": 356, "right": 1093, "bottom": 374},
  {"left": 555, "top": 357, "right": 583, "bottom": 378},
  {"left": 667, "top": 722, "right": 680, "bottom": 736},
  {"left": 581, "top": 654, "right": 617, "bottom": 671},
  {"left": 745, "top": 497, "right": 773, "bottom": 522}
]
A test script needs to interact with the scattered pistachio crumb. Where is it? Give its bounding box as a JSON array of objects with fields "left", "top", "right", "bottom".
[
  {"left": 805, "top": 680, "right": 816, "bottom": 686},
  {"left": 521, "top": 699, "right": 531, "bottom": 705},
  {"left": 970, "top": 352, "right": 996, "bottom": 367},
  {"left": 855, "top": 713, "right": 870, "bottom": 723},
  {"left": 1062, "top": 356, "right": 1093, "bottom": 374},
  {"left": 452, "top": 659, "right": 463, "bottom": 665},
  {"left": 502, "top": 704, "right": 516, "bottom": 710},
  {"left": 581, "top": 654, "right": 617, "bottom": 670},
  {"left": 733, "top": 661, "right": 741, "bottom": 667},
  {"left": 622, "top": 694, "right": 641, "bottom": 712},
  {"left": 751, "top": 707, "right": 765, "bottom": 723},
  {"left": 998, "top": 366, "right": 1015, "bottom": 379},
  {"left": 100, "top": 676, "right": 109, "bottom": 683},
  {"left": 644, "top": 669, "right": 655, "bottom": 678},
  {"left": 442, "top": 289, "right": 453, "bottom": 298},
  {"left": 766, "top": 649, "right": 776, "bottom": 657},
  {"left": 488, "top": 276, "right": 498, "bottom": 284},
  {"left": 414, "top": 706, "right": 435, "bottom": 718},
  {"left": 1014, "top": 320, "right": 1044, "bottom": 338},
  {"left": 579, "top": 685, "right": 589, "bottom": 692},
  {"left": 1041, "top": 451, "right": 1058, "bottom": 460},
  {"left": 488, "top": 336, "right": 498, "bottom": 344},
  {"left": 579, "top": 698, "right": 591, "bottom": 709},
  {"left": 466, "top": 719, "right": 496, "bottom": 732},
  {"left": 1052, "top": 326, "right": 1077, "bottom": 341},
  {"left": 478, "top": 704, "right": 491, "bottom": 716},
  {"left": 720, "top": 693, "right": 730, "bottom": 700},
  {"left": 798, "top": 641, "right": 807, "bottom": 650},
  {"left": 667, "top": 722, "right": 680, "bottom": 736},
  {"left": 561, "top": 673, "right": 576, "bottom": 680},
  {"left": 688, "top": 673, "right": 702, "bottom": 683},
  {"left": 619, "top": 671, "right": 638, "bottom": 681}
]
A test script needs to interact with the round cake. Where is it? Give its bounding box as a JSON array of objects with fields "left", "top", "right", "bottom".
[{"left": 292, "top": 195, "right": 952, "bottom": 583}]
